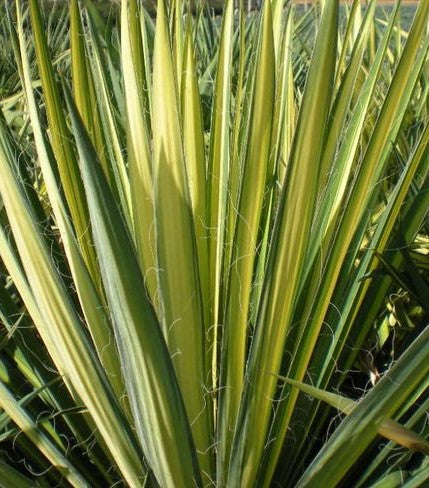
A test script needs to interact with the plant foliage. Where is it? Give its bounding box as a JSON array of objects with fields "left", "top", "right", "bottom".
[{"left": 0, "top": 0, "right": 428, "bottom": 486}]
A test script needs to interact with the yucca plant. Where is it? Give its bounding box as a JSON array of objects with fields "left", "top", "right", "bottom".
[{"left": 0, "top": 0, "right": 428, "bottom": 486}]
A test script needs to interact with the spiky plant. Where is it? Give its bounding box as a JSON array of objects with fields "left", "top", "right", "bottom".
[{"left": 0, "top": 0, "right": 428, "bottom": 486}]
